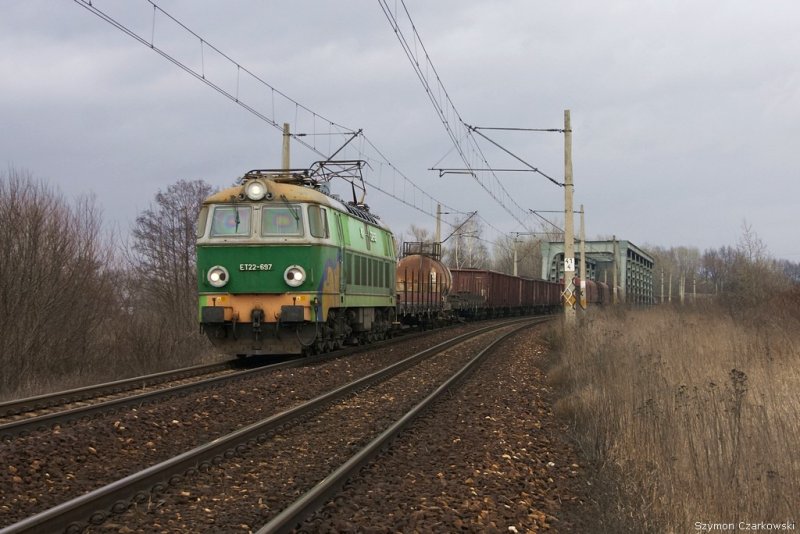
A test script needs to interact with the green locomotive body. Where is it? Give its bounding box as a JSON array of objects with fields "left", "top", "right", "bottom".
[{"left": 197, "top": 169, "right": 396, "bottom": 356}]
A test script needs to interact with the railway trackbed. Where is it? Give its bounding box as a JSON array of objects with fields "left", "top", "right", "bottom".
[
  {"left": 0, "top": 324, "right": 455, "bottom": 440},
  {"left": 0, "top": 358, "right": 295, "bottom": 440},
  {"left": 0, "top": 317, "right": 547, "bottom": 533},
  {"left": 0, "top": 360, "right": 243, "bottom": 423}
]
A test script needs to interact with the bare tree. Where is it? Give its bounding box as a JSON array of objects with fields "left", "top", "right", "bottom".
[
  {"left": 775, "top": 259, "right": 800, "bottom": 282},
  {"left": 645, "top": 244, "right": 704, "bottom": 302},
  {"left": 696, "top": 222, "right": 784, "bottom": 309},
  {"left": 407, "top": 224, "right": 433, "bottom": 243},
  {"left": 107, "top": 179, "right": 216, "bottom": 371},
  {"left": 492, "top": 235, "right": 515, "bottom": 274},
  {"left": 442, "top": 215, "right": 489, "bottom": 269},
  {"left": 128, "top": 179, "right": 213, "bottom": 332},
  {"left": 728, "top": 221, "right": 782, "bottom": 307},
  {"left": 493, "top": 235, "right": 543, "bottom": 277},
  {"left": 0, "top": 168, "right": 116, "bottom": 397}
]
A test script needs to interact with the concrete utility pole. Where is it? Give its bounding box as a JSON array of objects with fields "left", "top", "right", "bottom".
[
  {"left": 435, "top": 203, "right": 442, "bottom": 244},
  {"left": 563, "top": 110, "right": 576, "bottom": 324},
  {"left": 661, "top": 269, "right": 665, "bottom": 304},
  {"left": 612, "top": 236, "right": 619, "bottom": 305},
  {"left": 579, "top": 204, "right": 587, "bottom": 310},
  {"left": 513, "top": 237, "right": 519, "bottom": 277},
  {"left": 668, "top": 273, "right": 672, "bottom": 303},
  {"left": 680, "top": 272, "right": 685, "bottom": 305},
  {"left": 282, "top": 123, "right": 291, "bottom": 171}
]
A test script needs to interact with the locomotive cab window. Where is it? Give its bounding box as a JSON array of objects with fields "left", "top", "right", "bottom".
[
  {"left": 261, "top": 205, "right": 303, "bottom": 236},
  {"left": 210, "top": 206, "right": 251, "bottom": 237},
  {"left": 308, "top": 205, "right": 329, "bottom": 238},
  {"left": 196, "top": 206, "right": 209, "bottom": 238}
]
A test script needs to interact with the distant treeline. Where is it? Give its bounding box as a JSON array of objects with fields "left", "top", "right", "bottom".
[{"left": 645, "top": 230, "right": 799, "bottom": 308}]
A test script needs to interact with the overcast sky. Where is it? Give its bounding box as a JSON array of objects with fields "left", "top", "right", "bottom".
[{"left": 2, "top": 1, "right": 798, "bottom": 259}]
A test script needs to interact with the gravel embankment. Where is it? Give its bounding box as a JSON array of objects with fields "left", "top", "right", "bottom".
[
  {"left": 87, "top": 325, "right": 518, "bottom": 532},
  {"left": 301, "top": 325, "right": 600, "bottom": 533},
  {"left": 0, "top": 322, "right": 501, "bottom": 527}
]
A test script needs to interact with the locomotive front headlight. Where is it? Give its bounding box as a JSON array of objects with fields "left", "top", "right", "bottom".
[
  {"left": 207, "top": 265, "right": 230, "bottom": 288},
  {"left": 245, "top": 180, "right": 267, "bottom": 201},
  {"left": 284, "top": 265, "right": 306, "bottom": 287}
]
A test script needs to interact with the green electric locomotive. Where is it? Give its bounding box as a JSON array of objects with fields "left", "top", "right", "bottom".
[{"left": 197, "top": 162, "right": 397, "bottom": 356}]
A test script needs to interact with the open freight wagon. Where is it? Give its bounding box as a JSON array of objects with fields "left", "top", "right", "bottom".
[{"left": 449, "top": 268, "right": 561, "bottom": 318}]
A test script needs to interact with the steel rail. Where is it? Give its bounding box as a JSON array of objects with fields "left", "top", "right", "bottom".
[
  {"left": 257, "top": 319, "right": 544, "bottom": 533},
  {"left": 0, "top": 318, "right": 536, "bottom": 534},
  {"left": 0, "top": 354, "right": 315, "bottom": 440},
  {"left": 0, "top": 360, "right": 240, "bottom": 419},
  {"left": 0, "top": 318, "right": 515, "bottom": 439},
  {"left": 0, "top": 323, "right": 472, "bottom": 440},
  {"left": 0, "top": 315, "right": 474, "bottom": 424}
]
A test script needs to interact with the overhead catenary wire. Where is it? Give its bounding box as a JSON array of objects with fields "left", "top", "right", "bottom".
[
  {"left": 74, "top": 0, "right": 555, "bottom": 248},
  {"left": 467, "top": 125, "right": 564, "bottom": 187},
  {"left": 71, "top": 0, "right": 346, "bottom": 157},
  {"left": 471, "top": 126, "right": 570, "bottom": 133},
  {"left": 72, "top": 0, "right": 474, "bottom": 233},
  {"left": 378, "top": 0, "right": 536, "bottom": 231}
]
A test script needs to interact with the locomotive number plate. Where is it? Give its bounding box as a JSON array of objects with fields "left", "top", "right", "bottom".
[{"left": 239, "top": 263, "right": 273, "bottom": 271}]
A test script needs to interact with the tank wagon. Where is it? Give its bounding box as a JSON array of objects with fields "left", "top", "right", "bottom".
[
  {"left": 396, "top": 242, "right": 452, "bottom": 326},
  {"left": 197, "top": 163, "right": 396, "bottom": 356}
]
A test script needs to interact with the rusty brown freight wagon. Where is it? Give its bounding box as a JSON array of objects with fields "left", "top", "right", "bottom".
[{"left": 449, "top": 269, "right": 561, "bottom": 317}]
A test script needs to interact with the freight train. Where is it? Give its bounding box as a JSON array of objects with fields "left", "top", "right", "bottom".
[
  {"left": 196, "top": 162, "right": 566, "bottom": 357},
  {"left": 395, "top": 241, "right": 562, "bottom": 324},
  {"left": 576, "top": 278, "right": 611, "bottom": 306}
]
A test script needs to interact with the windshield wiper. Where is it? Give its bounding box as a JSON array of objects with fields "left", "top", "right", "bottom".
[{"left": 280, "top": 194, "right": 300, "bottom": 221}]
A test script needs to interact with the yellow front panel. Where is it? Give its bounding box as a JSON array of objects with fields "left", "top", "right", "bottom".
[{"left": 200, "top": 293, "right": 317, "bottom": 322}]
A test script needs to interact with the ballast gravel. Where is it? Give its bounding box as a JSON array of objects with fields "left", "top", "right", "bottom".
[
  {"left": 1, "top": 320, "right": 603, "bottom": 532},
  {"left": 0, "top": 322, "right": 500, "bottom": 527},
  {"left": 87, "top": 325, "right": 518, "bottom": 532},
  {"left": 301, "top": 325, "right": 599, "bottom": 533}
]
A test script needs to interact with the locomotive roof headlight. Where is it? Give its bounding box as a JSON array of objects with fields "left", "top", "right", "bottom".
[
  {"left": 245, "top": 180, "right": 268, "bottom": 201},
  {"left": 284, "top": 265, "right": 306, "bottom": 287},
  {"left": 207, "top": 265, "right": 230, "bottom": 288}
]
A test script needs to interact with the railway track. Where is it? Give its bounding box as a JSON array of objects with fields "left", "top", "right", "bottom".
[
  {"left": 0, "top": 326, "right": 442, "bottom": 440},
  {"left": 1, "top": 317, "right": 547, "bottom": 533},
  {"left": 0, "top": 316, "right": 526, "bottom": 442},
  {"left": 0, "top": 360, "right": 242, "bottom": 422},
  {"left": 0, "top": 358, "right": 293, "bottom": 440},
  {"left": 259, "top": 320, "right": 538, "bottom": 533}
]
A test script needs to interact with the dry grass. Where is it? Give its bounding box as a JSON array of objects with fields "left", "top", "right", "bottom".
[{"left": 548, "top": 300, "right": 800, "bottom": 532}]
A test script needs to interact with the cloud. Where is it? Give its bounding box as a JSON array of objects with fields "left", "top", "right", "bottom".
[{"left": 1, "top": 0, "right": 798, "bottom": 256}]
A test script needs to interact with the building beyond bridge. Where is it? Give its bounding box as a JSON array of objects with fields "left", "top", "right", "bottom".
[{"left": 540, "top": 239, "right": 654, "bottom": 304}]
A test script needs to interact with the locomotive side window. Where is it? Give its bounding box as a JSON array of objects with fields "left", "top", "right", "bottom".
[
  {"left": 210, "top": 206, "right": 251, "bottom": 237},
  {"left": 360, "top": 256, "right": 367, "bottom": 285},
  {"left": 308, "top": 205, "right": 329, "bottom": 238},
  {"left": 261, "top": 206, "right": 303, "bottom": 236},
  {"left": 346, "top": 253, "right": 354, "bottom": 285}
]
